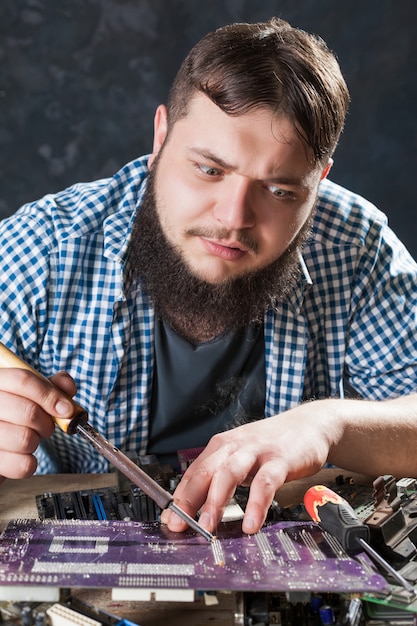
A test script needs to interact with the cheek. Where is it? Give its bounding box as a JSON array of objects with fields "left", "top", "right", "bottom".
[
  {"left": 290, "top": 212, "right": 310, "bottom": 237},
  {"left": 264, "top": 210, "right": 302, "bottom": 244},
  {"left": 155, "top": 180, "right": 201, "bottom": 245},
  {"left": 159, "top": 179, "right": 213, "bottom": 230},
  {"left": 261, "top": 205, "right": 313, "bottom": 258}
]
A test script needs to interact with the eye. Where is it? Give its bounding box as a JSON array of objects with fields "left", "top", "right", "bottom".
[
  {"left": 197, "top": 163, "right": 223, "bottom": 177},
  {"left": 266, "top": 184, "right": 296, "bottom": 200}
]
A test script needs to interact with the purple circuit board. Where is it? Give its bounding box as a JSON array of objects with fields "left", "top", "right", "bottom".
[{"left": 0, "top": 518, "right": 389, "bottom": 593}]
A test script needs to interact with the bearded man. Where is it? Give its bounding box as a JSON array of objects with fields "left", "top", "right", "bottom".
[{"left": 1, "top": 18, "right": 417, "bottom": 536}]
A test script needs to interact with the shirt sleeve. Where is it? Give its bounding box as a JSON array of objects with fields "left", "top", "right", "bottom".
[
  {"left": 0, "top": 204, "right": 55, "bottom": 367},
  {"left": 345, "top": 217, "right": 417, "bottom": 399}
]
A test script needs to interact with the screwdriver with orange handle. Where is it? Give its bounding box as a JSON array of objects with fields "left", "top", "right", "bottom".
[
  {"left": 304, "top": 484, "right": 415, "bottom": 596},
  {"left": 0, "top": 341, "right": 214, "bottom": 542}
]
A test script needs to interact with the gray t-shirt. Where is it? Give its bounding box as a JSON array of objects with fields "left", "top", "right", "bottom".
[{"left": 147, "top": 319, "right": 266, "bottom": 468}]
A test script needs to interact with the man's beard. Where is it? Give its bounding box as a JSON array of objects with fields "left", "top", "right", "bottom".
[{"left": 129, "top": 167, "right": 313, "bottom": 342}]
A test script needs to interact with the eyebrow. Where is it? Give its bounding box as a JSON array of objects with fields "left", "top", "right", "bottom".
[
  {"left": 187, "top": 147, "right": 233, "bottom": 170},
  {"left": 186, "top": 147, "right": 305, "bottom": 187}
]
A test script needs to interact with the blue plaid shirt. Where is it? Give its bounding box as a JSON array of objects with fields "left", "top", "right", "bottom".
[{"left": 1, "top": 156, "right": 417, "bottom": 474}]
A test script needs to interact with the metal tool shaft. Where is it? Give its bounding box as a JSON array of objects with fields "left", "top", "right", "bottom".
[
  {"left": 358, "top": 537, "right": 416, "bottom": 597},
  {"left": 78, "top": 423, "right": 214, "bottom": 541}
]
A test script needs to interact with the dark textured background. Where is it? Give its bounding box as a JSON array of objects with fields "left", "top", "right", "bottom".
[{"left": 1, "top": 0, "right": 416, "bottom": 256}]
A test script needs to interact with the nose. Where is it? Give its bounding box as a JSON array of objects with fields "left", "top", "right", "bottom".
[{"left": 212, "top": 177, "right": 256, "bottom": 230}]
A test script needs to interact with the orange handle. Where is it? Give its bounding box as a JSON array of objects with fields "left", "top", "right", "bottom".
[{"left": 0, "top": 341, "right": 88, "bottom": 434}]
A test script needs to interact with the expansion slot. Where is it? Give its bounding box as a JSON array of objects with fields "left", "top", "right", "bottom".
[
  {"left": 46, "top": 603, "right": 102, "bottom": 626},
  {"left": 92, "top": 494, "right": 107, "bottom": 520}
]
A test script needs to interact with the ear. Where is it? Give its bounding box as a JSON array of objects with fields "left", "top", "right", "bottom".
[
  {"left": 148, "top": 105, "right": 168, "bottom": 169},
  {"left": 320, "top": 157, "right": 333, "bottom": 181}
]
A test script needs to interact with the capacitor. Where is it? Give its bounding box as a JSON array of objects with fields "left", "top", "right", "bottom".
[
  {"left": 319, "top": 604, "right": 335, "bottom": 625},
  {"left": 34, "top": 611, "right": 47, "bottom": 626},
  {"left": 310, "top": 594, "right": 324, "bottom": 613},
  {"left": 169, "top": 476, "right": 180, "bottom": 492},
  {"left": 21, "top": 606, "right": 33, "bottom": 626}
]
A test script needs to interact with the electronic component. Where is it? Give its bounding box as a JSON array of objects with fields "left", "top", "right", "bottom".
[
  {"left": 0, "top": 518, "right": 388, "bottom": 597},
  {"left": 304, "top": 484, "right": 416, "bottom": 598},
  {"left": 36, "top": 486, "right": 158, "bottom": 523},
  {"left": 363, "top": 475, "right": 417, "bottom": 564},
  {"left": 7, "top": 467, "right": 417, "bottom": 624},
  {"left": 0, "top": 599, "right": 143, "bottom": 626},
  {"left": 177, "top": 447, "right": 204, "bottom": 472},
  {"left": 36, "top": 454, "right": 187, "bottom": 524},
  {"left": 46, "top": 603, "right": 102, "bottom": 626}
]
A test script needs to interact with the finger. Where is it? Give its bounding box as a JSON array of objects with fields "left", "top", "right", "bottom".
[
  {"left": 197, "top": 471, "right": 237, "bottom": 531},
  {"left": 0, "top": 449, "right": 38, "bottom": 479},
  {"left": 169, "top": 448, "right": 256, "bottom": 533},
  {"left": 0, "top": 368, "right": 74, "bottom": 419},
  {"left": 160, "top": 508, "right": 171, "bottom": 525},
  {"left": 242, "top": 463, "right": 286, "bottom": 534},
  {"left": 166, "top": 469, "right": 211, "bottom": 532},
  {"left": 0, "top": 391, "right": 56, "bottom": 437},
  {"left": 0, "top": 420, "right": 41, "bottom": 454}
]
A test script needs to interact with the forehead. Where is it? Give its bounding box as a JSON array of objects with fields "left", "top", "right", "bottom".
[{"left": 168, "top": 93, "right": 316, "bottom": 182}]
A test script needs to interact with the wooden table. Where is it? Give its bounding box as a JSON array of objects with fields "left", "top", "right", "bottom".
[{"left": 0, "top": 469, "right": 372, "bottom": 625}]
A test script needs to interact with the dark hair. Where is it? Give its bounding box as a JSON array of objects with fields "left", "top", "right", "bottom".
[{"left": 167, "top": 18, "right": 350, "bottom": 162}]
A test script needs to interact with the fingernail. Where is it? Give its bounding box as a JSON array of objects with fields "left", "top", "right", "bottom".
[
  {"left": 160, "top": 509, "right": 170, "bottom": 524},
  {"left": 243, "top": 516, "right": 256, "bottom": 534},
  {"left": 55, "top": 399, "right": 73, "bottom": 416},
  {"left": 198, "top": 511, "right": 211, "bottom": 529},
  {"left": 169, "top": 512, "right": 185, "bottom": 529}
]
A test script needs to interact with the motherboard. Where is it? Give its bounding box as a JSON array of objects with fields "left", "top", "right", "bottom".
[
  {"left": 0, "top": 517, "right": 388, "bottom": 595},
  {"left": 2, "top": 454, "right": 417, "bottom": 625}
]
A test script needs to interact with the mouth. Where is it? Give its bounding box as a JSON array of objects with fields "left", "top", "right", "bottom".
[{"left": 199, "top": 237, "right": 250, "bottom": 261}]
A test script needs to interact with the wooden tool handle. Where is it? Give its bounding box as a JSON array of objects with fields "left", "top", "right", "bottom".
[{"left": 0, "top": 341, "right": 88, "bottom": 434}]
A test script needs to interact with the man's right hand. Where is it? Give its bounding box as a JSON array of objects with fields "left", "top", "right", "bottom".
[{"left": 0, "top": 368, "right": 77, "bottom": 482}]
